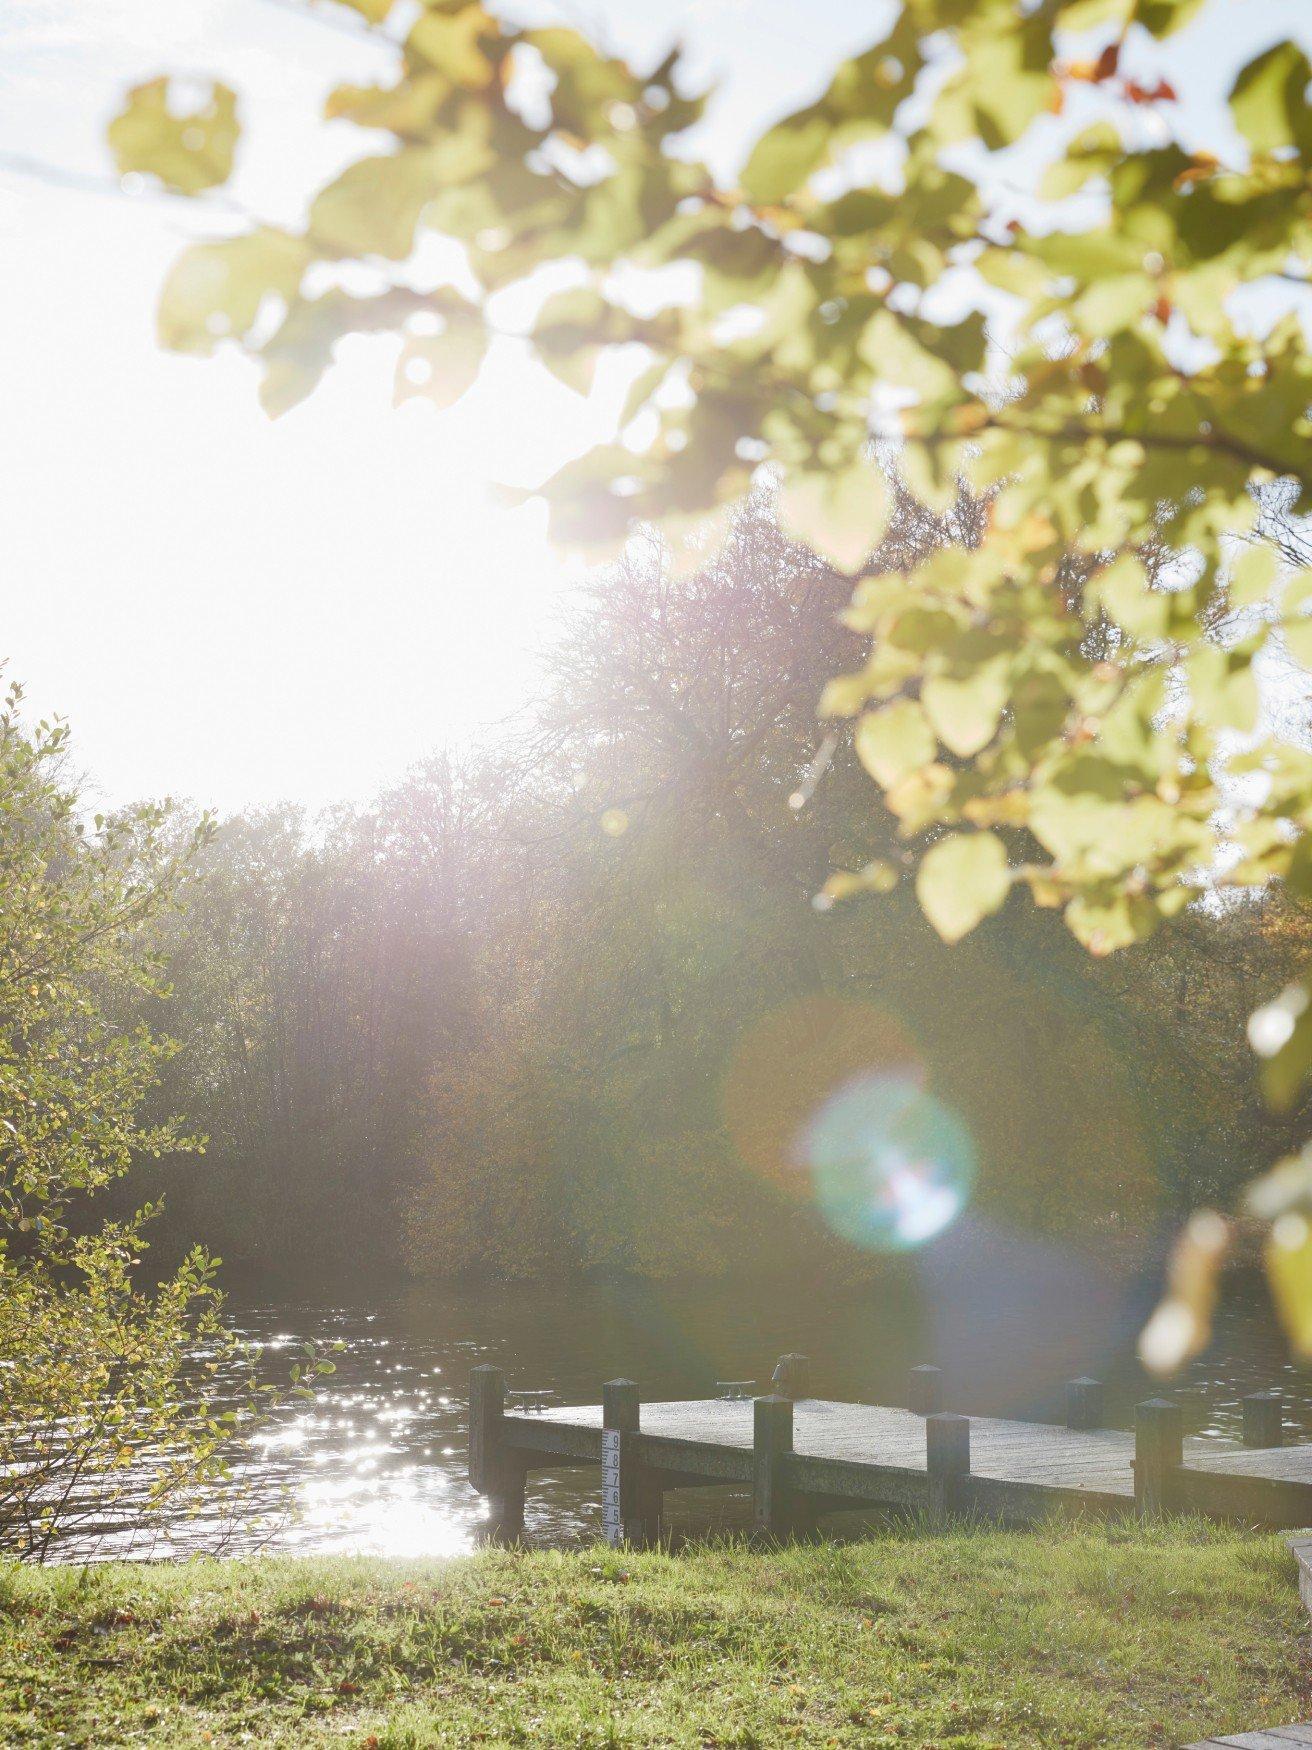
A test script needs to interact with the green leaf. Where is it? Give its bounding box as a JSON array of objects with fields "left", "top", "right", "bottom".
[
  {"left": 1039, "top": 122, "right": 1123, "bottom": 199},
  {"left": 258, "top": 290, "right": 419, "bottom": 417},
  {"left": 530, "top": 286, "right": 643, "bottom": 396},
  {"left": 740, "top": 109, "right": 831, "bottom": 204},
  {"left": 394, "top": 307, "right": 486, "bottom": 409},
  {"left": 915, "top": 830, "right": 1010, "bottom": 944},
  {"left": 1230, "top": 41, "right": 1312, "bottom": 156},
  {"left": 309, "top": 137, "right": 496, "bottom": 260},
  {"left": 1260, "top": 1000, "right": 1312, "bottom": 1111},
  {"left": 1132, "top": 0, "right": 1208, "bottom": 35},
  {"left": 778, "top": 461, "right": 890, "bottom": 574},
  {"left": 1095, "top": 553, "right": 1169, "bottom": 641},
  {"left": 1286, "top": 619, "right": 1312, "bottom": 670},
  {"left": 1187, "top": 645, "right": 1259, "bottom": 733},
  {"left": 326, "top": 73, "right": 452, "bottom": 137},
  {"left": 859, "top": 310, "right": 957, "bottom": 403},
  {"left": 855, "top": 699, "right": 936, "bottom": 787},
  {"left": 1229, "top": 544, "right": 1279, "bottom": 609},
  {"left": 528, "top": 28, "right": 639, "bottom": 137},
  {"left": 310, "top": 154, "right": 432, "bottom": 260},
  {"left": 922, "top": 662, "right": 1009, "bottom": 758},
  {"left": 1064, "top": 891, "right": 1158, "bottom": 956},
  {"left": 407, "top": 5, "right": 497, "bottom": 87},
  {"left": 108, "top": 78, "right": 239, "bottom": 196},
  {"left": 1013, "top": 670, "right": 1071, "bottom": 761},
  {"left": 158, "top": 229, "right": 310, "bottom": 355},
  {"left": 1070, "top": 274, "right": 1156, "bottom": 338}
]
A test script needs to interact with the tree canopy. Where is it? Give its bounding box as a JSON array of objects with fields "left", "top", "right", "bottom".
[
  {"left": 110, "top": 3, "right": 1312, "bottom": 939},
  {"left": 109, "top": 0, "right": 1312, "bottom": 1360}
]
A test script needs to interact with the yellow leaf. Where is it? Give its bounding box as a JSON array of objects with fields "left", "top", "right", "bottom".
[
  {"left": 158, "top": 229, "right": 310, "bottom": 355},
  {"left": 394, "top": 310, "right": 487, "bottom": 410},
  {"left": 310, "top": 137, "right": 495, "bottom": 260},
  {"left": 1267, "top": 1212, "right": 1312, "bottom": 1357},
  {"left": 818, "top": 860, "right": 899, "bottom": 905},
  {"left": 922, "top": 662, "right": 1009, "bottom": 758},
  {"left": 914, "top": 830, "right": 1010, "bottom": 943},
  {"left": 854, "top": 699, "right": 935, "bottom": 787},
  {"left": 885, "top": 764, "right": 954, "bottom": 835},
  {"left": 1229, "top": 543, "right": 1279, "bottom": 609},
  {"left": 1094, "top": 553, "right": 1168, "bottom": 642},
  {"left": 108, "top": 78, "right": 239, "bottom": 196},
  {"left": 779, "top": 461, "right": 890, "bottom": 575},
  {"left": 818, "top": 672, "right": 873, "bottom": 719},
  {"left": 407, "top": 6, "right": 497, "bottom": 88}
]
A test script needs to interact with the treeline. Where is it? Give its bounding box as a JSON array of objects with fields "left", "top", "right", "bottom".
[{"left": 127, "top": 500, "right": 1312, "bottom": 1280}]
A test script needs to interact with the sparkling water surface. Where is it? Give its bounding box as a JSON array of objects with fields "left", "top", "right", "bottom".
[{"left": 54, "top": 1243, "right": 1312, "bottom": 1563}]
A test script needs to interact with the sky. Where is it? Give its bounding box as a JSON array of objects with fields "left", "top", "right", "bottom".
[{"left": 1, "top": 0, "right": 1309, "bottom": 814}]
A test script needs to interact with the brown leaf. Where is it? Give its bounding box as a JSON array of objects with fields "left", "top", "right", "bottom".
[{"left": 1094, "top": 42, "right": 1120, "bottom": 81}]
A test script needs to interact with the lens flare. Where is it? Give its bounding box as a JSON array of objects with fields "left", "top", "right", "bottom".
[
  {"left": 723, "top": 997, "right": 922, "bottom": 1198},
  {"left": 798, "top": 1073, "right": 975, "bottom": 1252}
]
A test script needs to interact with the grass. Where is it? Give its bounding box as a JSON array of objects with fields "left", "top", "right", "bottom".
[{"left": 2, "top": 1518, "right": 1309, "bottom": 1747}]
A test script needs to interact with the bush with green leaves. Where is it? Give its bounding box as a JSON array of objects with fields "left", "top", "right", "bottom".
[{"left": 0, "top": 682, "right": 333, "bottom": 1559}]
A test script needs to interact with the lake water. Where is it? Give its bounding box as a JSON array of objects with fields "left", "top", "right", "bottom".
[{"left": 59, "top": 1215, "right": 1312, "bottom": 1563}]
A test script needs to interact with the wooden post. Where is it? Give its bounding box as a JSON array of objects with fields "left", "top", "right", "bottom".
[
  {"left": 1134, "top": 1398, "right": 1182, "bottom": 1518},
  {"left": 1243, "top": 1390, "right": 1283, "bottom": 1449},
  {"left": 602, "top": 1379, "right": 659, "bottom": 1546},
  {"left": 469, "top": 1364, "right": 504, "bottom": 1495},
  {"left": 1066, "top": 1377, "right": 1104, "bottom": 1431},
  {"left": 753, "top": 1394, "right": 796, "bottom": 1540},
  {"left": 908, "top": 1364, "right": 942, "bottom": 1416},
  {"left": 469, "top": 1365, "right": 525, "bottom": 1540},
  {"left": 771, "top": 1353, "right": 812, "bottom": 1400},
  {"left": 925, "top": 1412, "right": 970, "bottom": 1522}
]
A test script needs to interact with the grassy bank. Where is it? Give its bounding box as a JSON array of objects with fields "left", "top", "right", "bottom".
[{"left": 2, "top": 1519, "right": 1309, "bottom": 1747}]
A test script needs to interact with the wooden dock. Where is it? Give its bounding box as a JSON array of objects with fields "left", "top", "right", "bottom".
[{"left": 467, "top": 1357, "right": 1312, "bottom": 1542}]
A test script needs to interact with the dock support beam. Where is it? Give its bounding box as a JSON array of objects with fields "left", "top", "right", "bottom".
[
  {"left": 1135, "top": 1398, "right": 1182, "bottom": 1518},
  {"left": 926, "top": 1412, "right": 970, "bottom": 1523},
  {"left": 909, "top": 1365, "right": 942, "bottom": 1416},
  {"left": 602, "top": 1379, "right": 660, "bottom": 1547},
  {"left": 1066, "top": 1377, "right": 1104, "bottom": 1431},
  {"left": 1243, "top": 1390, "right": 1283, "bottom": 1449},
  {"left": 469, "top": 1365, "right": 525, "bottom": 1541},
  {"left": 771, "top": 1353, "right": 811, "bottom": 1400}
]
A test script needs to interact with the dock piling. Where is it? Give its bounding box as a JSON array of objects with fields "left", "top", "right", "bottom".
[
  {"left": 753, "top": 1394, "right": 797, "bottom": 1540},
  {"left": 908, "top": 1364, "right": 942, "bottom": 1416},
  {"left": 926, "top": 1412, "right": 970, "bottom": 1522},
  {"left": 602, "top": 1378, "right": 660, "bottom": 1546},
  {"left": 1066, "top": 1377, "right": 1104, "bottom": 1431},
  {"left": 1243, "top": 1390, "right": 1284, "bottom": 1449},
  {"left": 487, "top": 1366, "right": 1312, "bottom": 1537},
  {"left": 1135, "top": 1398, "right": 1183, "bottom": 1518},
  {"left": 469, "top": 1364, "right": 525, "bottom": 1540}
]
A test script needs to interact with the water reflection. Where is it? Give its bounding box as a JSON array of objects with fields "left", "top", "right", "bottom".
[{"left": 47, "top": 1268, "right": 1312, "bottom": 1562}]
